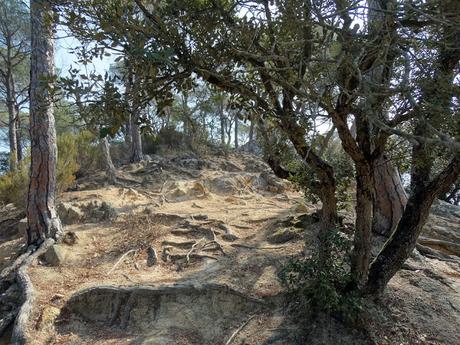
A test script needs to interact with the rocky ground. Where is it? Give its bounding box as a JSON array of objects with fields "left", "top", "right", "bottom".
[{"left": 0, "top": 150, "right": 459, "bottom": 345}]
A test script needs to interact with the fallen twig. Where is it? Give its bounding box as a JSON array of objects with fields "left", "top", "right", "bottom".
[
  {"left": 108, "top": 249, "right": 137, "bottom": 274},
  {"left": 225, "top": 314, "right": 256, "bottom": 345},
  {"left": 231, "top": 243, "right": 286, "bottom": 250},
  {"left": 186, "top": 238, "right": 205, "bottom": 263}
]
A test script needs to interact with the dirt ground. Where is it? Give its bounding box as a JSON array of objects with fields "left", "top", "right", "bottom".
[{"left": 1, "top": 151, "right": 459, "bottom": 345}]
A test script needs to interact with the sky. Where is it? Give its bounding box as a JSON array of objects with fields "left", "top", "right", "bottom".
[
  {"left": 0, "top": 31, "right": 113, "bottom": 153},
  {"left": 55, "top": 28, "right": 114, "bottom": 78}
]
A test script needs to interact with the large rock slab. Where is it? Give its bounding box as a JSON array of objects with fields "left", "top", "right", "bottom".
[{"left": 61, "top": 284, "right": 268, "bottom": 344}]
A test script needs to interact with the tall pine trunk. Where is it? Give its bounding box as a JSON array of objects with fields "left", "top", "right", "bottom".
[
  {"left": 27, "top": 0, "right": 62, "bottom": 245},
  {"left": 15, "top": 104, "right": 22, "bottom": 162},
  {"left": 6, "top": 69, "right": 19, "bottom": 171}
]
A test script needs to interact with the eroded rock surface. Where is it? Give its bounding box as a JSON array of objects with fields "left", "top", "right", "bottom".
[{"left": 61, "top": 284, "right": 269, "bottom": 344}]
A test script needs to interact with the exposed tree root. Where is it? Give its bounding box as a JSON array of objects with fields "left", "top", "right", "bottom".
[
  {"left": 11, "top": 239, "right": 54, "bottom": 345},
  {"left": 186, "top": 238, "right": 205, "bottom": 263},
  {"left": 0, "top": 310, "right": 17, "bottom": 336},
  {"left": 170, "top": 253, "right": 219, "bottom": 262},
  {"left": 162, "top": 240, "right": 197, "bottom": 248},
  {"left": 230, "top": 243, "right": 286, "bottom": 250},
  {"left": 0, "top": 247, "right": 34, "bottom": 280},
  {"left": 225, "top": 314, "right": 256, "bottom": 345},
  {"left": 107, "top": 249, "right": 137, "bottom": 274}
]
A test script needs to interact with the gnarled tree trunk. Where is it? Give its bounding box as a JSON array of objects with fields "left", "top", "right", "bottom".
[
  {"left": 366, "top": 155, "right": 460, "bottom": 294},
  {"left": 26, "top": 0, "right": 62, "bottom": 246},
  {"left": 373, "top": 156, "right": 407, "bottom": 236},
  {"left": 100, "top": 137, "right": 117, "bottom": 184},
  {"left": 351, "top": 163, "right": 374, "bottom": 287}
]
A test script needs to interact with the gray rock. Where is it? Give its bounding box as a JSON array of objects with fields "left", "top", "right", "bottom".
[
  {"left": 222, "top": 233, "right": 239, "bottom": 242},
  {"left": 62, "top": 231, "right": 79, "bottom": 246},
  {"left": 267, "top": 227, "right": 303, "bottom": 244},
  {"left": 41, "top": 245, "right": 66, "bottom": 266},
  {"left": 17, "top": 218, "right": 28, "bottom": 237},
  {"left": 58, "top": 202, "right": 84, "bottom": 225},
  {"left": 430, "top": 199, "right": 460, "bottom": 219},
  {"left": 147, "top": 246, "right": 158, "bottom": 267}
]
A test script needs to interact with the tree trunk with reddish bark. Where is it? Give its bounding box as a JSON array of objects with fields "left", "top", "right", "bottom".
[{"left": 26, "top": 0, "right": 62, "bottom": 246}]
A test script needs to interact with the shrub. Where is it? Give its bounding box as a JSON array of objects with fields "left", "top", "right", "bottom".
[
  {"left": 0, "top": 158, "right": 29, "bottom": 208},
  {"left": 0, "top": 152, "right": 9, "bottom": 174},
  {"left": 279, "top": 228, "right": 362, "bottom": 323},
  {"left": 73, "top": 130, "right": 102, "bottom": 175},
  {"left": 0, "top": 131, "right": 95, "bottom": 209},
  {"left": 56, "top": 132, "right": 80, "bottom": 193}
]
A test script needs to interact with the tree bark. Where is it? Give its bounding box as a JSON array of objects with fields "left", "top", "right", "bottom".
[
  {"left": 366, "top": 155, "right": 460, "bottom": 295},
  {"left": 6, "top": 64, "right": 19, "bottom": 171},
  {"left": 26, "top": 0, "right": 62, "bottom": 246},
  {"left": 15, "top": 105, "right": 22, "bottom": 162},
  {"left": 279, "top": 113, "right": 338, "bottom": 261},
  {"left": 130, "top": 117, "right": 143, "bottom": 162},
  {"left": 219, "top": 95, "right": 226, "bottom": 146},
  {"left": 125, "top": 69, "right": 143, "bottom": 162},
  {"left": 100, "top": 137, "right": 117, "bottom": 184},
  {"left": 373, "top": 156, "right": 407, "bottom": 236},
  {"left": 351, "top": 163, "right": 374, "bottom": 287},
  {"left": 248, "top": 119, "right": 255, "bottom": 143},
  {"left": 234, "top": 113, "right": 239, "bottom": 149}
]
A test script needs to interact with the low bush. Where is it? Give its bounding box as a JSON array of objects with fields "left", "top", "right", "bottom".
[
  {"left": 279, "top": 228, "right": 363, "bottom": 323},
  {"left": 0, "top": 131, "right": 97, "bottom": 209},
  {"left": 0, "top": 158, "right": 29, "bottom": 208}
]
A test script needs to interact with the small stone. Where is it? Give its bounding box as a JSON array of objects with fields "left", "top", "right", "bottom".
[
  {"left": 267, "top": 227, "right": 302, "bottom": 244},
  {"left": 41, "top": 245, "right": 66, "bottom": 266},
  {"left": 162, "top": 246, "right": 171, "bottom": 262},
  {"left": 294, "top": 203, "right": 310, "bottom": 213},
  {"left": 222, "top": 233, "right": 239, "bottom": 242},
  {"left": 62, "top": 231, "right": 79, "bottom": 246},
  {"left": 58, "top": 202, "right": 84, "bottom": 225},
  {"left": 17, "top": 218, "right": 28, "bottom": 238},
  {"left": 147, "top": 246, "right": 158, "bottom": 266},
  {"left": 192, "top": 214, "right": 208, "bottom": 221},
  {"left": 50, "top": 294, "right": 64, "bottom": 304},
  {"left": 37, "top": 306, "right": 60, "bottom": 332}
]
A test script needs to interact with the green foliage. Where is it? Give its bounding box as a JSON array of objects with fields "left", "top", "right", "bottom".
[
  {"left": 73, "top": 130, "right": 103, "bottom": 174},
  {"left": 0, "top": 158, "right": 29, "bottom": 208},
  {"left": 322, "top": 139, "right": 354, "bottom": 211},
  {"left": 286, "top": 160, "right": 319, "bottom": 203},
  {"left": 279, "top": 229, "right": 362, "bottom": 322},
  {"left": 56, "top": 132, "right": 81, "bottom": 193},
  {"left": 0, "top": 131, "right": 99, "bottom": 209},
  {"left": 0, "top": 152, "right": 9, "bottom": 174}
]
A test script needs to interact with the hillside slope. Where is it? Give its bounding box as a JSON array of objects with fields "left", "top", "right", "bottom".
[{"left": 0, "top": 150, "right": 459, "bottom": 345}]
